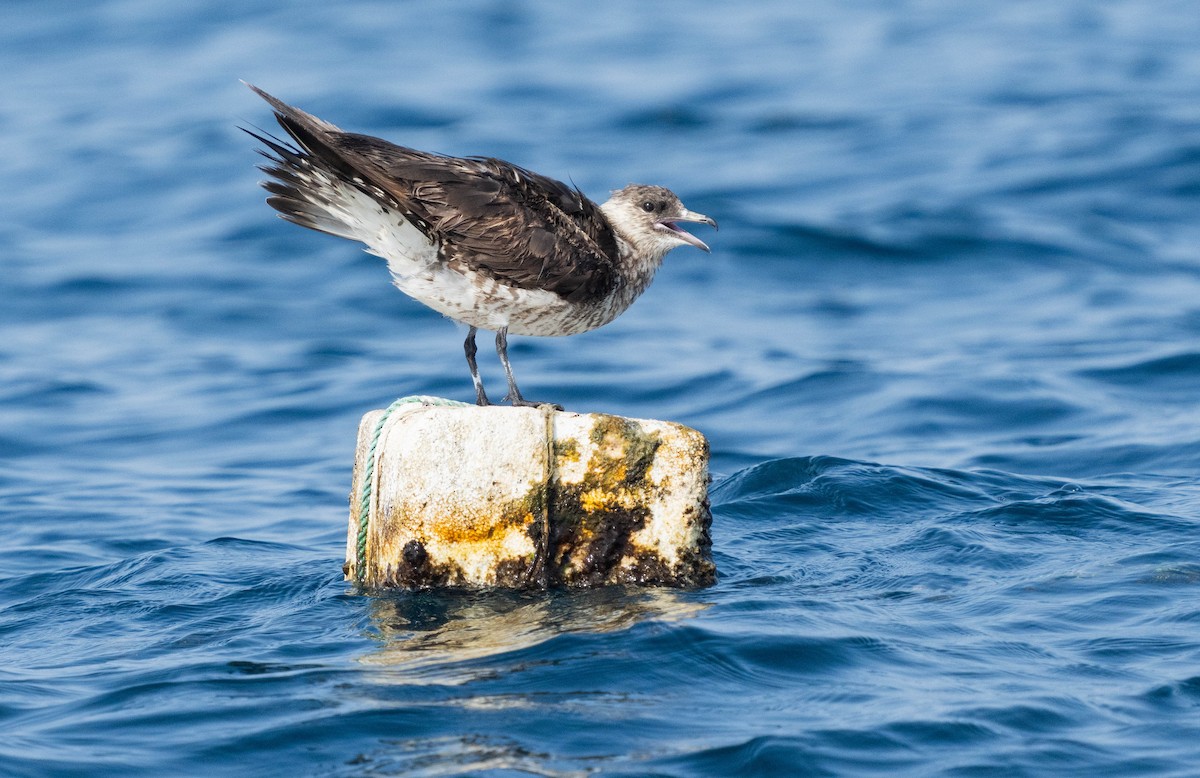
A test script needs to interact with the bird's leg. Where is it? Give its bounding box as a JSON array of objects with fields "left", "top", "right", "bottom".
[
  {"left": 495, "top": 327, "right": 528, "bottom": 405},
  {"left": 496, "top": 327, "right": 560, "bottom": 409},
  {"left": 464, "top": 326, "right": 490, "bottom": 406}
]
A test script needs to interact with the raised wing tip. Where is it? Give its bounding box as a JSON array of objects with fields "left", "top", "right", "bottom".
[{"left": 242, "top": 81, "right": 276, "bottom": 104}]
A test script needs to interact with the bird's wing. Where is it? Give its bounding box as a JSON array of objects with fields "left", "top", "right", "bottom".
[{"left": 248, "top": 85, "right": 620, "bottom": 302}]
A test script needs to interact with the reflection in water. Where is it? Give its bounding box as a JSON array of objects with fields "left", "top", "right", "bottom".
[
  {"left": 360, "top": 587, "right": 710, "bottom": 684},
  {"left": 365, "top": 733, "right": 591, "bottom": 778}
]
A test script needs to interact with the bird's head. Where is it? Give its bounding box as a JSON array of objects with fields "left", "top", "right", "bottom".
[{"left": 600, "top": 184, "right": 718, "bottom": 259}]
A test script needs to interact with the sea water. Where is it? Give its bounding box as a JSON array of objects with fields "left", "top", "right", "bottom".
[{"left": 3, "top": 2, "right": 1200, "bottom": 775}]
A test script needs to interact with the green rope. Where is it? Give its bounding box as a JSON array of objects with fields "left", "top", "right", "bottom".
[{"left": 355, "top": 395, "right": 470, "bottom": 586}]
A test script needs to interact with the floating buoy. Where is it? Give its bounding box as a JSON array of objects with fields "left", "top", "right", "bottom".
[{"left": 345, "top": 397, "right": 715, "bottom": 589}]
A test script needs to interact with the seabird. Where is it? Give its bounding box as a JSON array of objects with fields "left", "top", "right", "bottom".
[{"left": 243, "top": 84, "right": 717, "bottom": 407}]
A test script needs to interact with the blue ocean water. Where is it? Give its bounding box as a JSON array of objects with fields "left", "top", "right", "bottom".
[{"left": 3, "top": 1, "right": 1200, "bottom": 774}]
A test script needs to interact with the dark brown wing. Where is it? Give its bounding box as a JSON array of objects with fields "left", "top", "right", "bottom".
[
  {"left": 247, "top": 85, "right": 620, "bottom": 302},
  {"left": 332, "top": 134, "right": 621, "bottom": 301}
]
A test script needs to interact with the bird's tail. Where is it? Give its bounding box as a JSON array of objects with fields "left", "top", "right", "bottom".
[
  {"left": 243, "top": 122, "right": 364, "bottom": 241},
  {"left": 242, "top": 83, "right": 383, "bottom": 242},
  {"left": 243, "top": 84, "right": 439, "bottom": 278}
]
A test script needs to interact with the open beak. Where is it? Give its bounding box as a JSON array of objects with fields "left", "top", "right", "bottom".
[{"left": 658, "top": 209, "right": 719, "bottom": 253}]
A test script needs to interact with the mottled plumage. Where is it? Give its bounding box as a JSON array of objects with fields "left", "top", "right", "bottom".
[{"left": 243, "top": 84, "right": 716, "bottom": 406}]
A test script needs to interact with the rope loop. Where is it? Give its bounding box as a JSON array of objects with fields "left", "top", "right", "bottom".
[{"left": 354, "top": 395, "right": 470, "bottom": 585}]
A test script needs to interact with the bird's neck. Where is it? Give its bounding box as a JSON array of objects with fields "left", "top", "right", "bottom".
[
  {"left": 599, "top": 202, "right": 670, "bottom": 295},
  {"left": 613, "top": 234, "right": 669, "bottom": 301}
]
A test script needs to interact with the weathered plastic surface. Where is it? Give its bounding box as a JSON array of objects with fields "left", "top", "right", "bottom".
[{"left": 345, "top": 402, "right": 715, "bottom": 589}]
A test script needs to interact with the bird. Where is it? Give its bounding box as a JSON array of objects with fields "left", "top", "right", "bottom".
[{"left": 243, "top": 84, "right": 717, "bottom": 407}]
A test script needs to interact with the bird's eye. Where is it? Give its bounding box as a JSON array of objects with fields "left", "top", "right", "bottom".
[{"left": 641, "top": 201, "right": 656, "bottom": 213}]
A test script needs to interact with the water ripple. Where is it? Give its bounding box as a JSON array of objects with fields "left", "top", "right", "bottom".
[{"left": 5, "top": 1, "right": 1200, "bottom": 775}]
